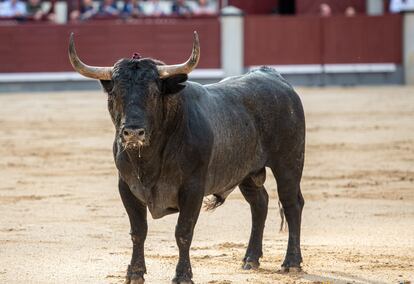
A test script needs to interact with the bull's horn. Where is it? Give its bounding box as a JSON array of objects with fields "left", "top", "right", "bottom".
[
  {"left": 68, "top": 32, "right": 112, "bottom": 80},
  {"left": 157, "top": 31, "right": 200, "bottom": 78}
]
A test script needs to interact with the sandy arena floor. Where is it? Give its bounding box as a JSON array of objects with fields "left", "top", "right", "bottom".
[{"left": 0, "top": 86, "right": 413, "bottom": 283}]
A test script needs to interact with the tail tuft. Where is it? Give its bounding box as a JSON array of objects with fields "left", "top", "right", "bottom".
[{"left": 278, "top": 201, "right": 288, "bottom": 232}]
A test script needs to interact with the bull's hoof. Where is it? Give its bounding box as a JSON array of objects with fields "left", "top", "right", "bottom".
[
  {"left": 124, "top": 276, "right": 145, "bottom": 284},
  {"left": 242, "top": 257, "right": 260, "bottom": 270},
  {"left": 131, "top": 278, "right": 145, "bottom": 284},
  {"left": 125, "top": 264, "right": 146, "bottom": 284},
  {"left": 171, "top": 276, "right": 194, "bottom": 284},
  {"left": 279, "top": 266, "right": 302, "bottom": 273},
  {"left": 281, "top": 254, "right": 302, "bottom": 271}
]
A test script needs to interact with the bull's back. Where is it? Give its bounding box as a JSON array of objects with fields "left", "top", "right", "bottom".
[{"left": 206, "top": 67, "right": 304, "bottom": 155}]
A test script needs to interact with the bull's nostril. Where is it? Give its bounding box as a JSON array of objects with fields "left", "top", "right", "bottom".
[
  {"left": 123, "top": 130, "right": 130, "bottom": 136},
  {"left": 138, "top": 130, "right": 145, "bottom": 137}
]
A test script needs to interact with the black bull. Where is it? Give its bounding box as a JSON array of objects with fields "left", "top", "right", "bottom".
[{"left": 69, "top": 35, "right": 305, "bottom": 284}]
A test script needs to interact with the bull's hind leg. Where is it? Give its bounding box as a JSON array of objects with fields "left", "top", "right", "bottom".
[
  {"left": 239, "top": 168, "right": 269, "bottom": 270},
  {"left": 270, "top": 154, "right": 305, "bottom": 272}
]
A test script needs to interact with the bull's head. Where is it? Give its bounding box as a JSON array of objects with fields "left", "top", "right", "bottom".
[{"left": 68, "top": 32, "right": 200, "bottom": 150}]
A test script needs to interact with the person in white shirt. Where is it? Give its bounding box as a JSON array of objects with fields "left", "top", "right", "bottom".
[
  {"left": 193, "top": 0, "right": 216, "bottom": 15},
  {"left": 147, "top": 0, "right": 165, "bottom": 16},
  {"left": 0, "top": 0, "right": 26, "bottom": 17},
  {"left": 390, "top": 0, "right": 414, "bottom": 13}
]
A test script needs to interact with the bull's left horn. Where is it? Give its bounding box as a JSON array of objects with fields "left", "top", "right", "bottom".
[
  {"left": 68, "top": 32, "right": 113, "bottom": 80},
  {"left": 157, "top": 31, "right": 200, "bottom": 78}
]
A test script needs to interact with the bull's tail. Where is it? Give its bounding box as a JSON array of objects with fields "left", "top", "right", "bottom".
[
  {"left": 278, "top": 201, "right": 288, "bottom": 232},
  {"left": 204, "top": 194, "right": 225, "bottom": 211}
]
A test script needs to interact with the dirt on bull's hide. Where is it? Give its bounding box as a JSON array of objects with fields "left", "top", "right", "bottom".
[{"left": 0, "top": 87, "right": 413, "bottom": 283}]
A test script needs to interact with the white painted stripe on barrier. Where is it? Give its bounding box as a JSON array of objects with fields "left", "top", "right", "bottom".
[
  {"left": 249, "top": 63, "right": 397, "bottom": 74},
  {"left": 0, "top": 72, "right": 90, "bottom": 83},
  {"left": 249, "top": 65, "right": 323, "bottom": 74},
  {"left": 323, "top": 63, "right": 397, "bottom": 73},
  {"left": 188, "top": 69, "right": 225, "bottom": 79},
  {"left": 0, "top": 64, "right": 398, "bottom": 83},
  {"left": 0, "top": 69, "right": 225, "bottom": 83}
]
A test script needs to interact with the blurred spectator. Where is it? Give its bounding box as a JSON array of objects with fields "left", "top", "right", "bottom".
[
  {"left": 390, "top": 0, "right": 414, "bottom": 13},
  {"left": 171, "top": 0, "right": 192, "bottom": 16},
  {"left": 147, "top": 0, "right": 164, "bottom": 16},
  {"left": 193, "top": 0, "right": 216, "bottom": 15},
  {"left": 98, "top": 0, "right": 119, "bottom": 16},
  {"left": 26, "top": 0, "right": 42, "bottom": 19},
  {"left": 345, "top": 6, "right": 356, "bottom": 17},
  {"left": 26, "top": 0, "right": 54, "bottom": 21},
  {"left": 0, "top": 0, "right": 26, "bottom": 17},
  {"left": 319, "top": 3, "right": 331, "bottom": 17},
  {"left": 122, "top": 0, "right": 144, "bottom": 17},
  {"left": 70, "top": 0, "right": 97, "bottom": 21}
]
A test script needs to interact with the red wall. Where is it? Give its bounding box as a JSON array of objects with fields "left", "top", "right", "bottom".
[
  {"left": 244, "top": 14, "right": 402, "bottom": 66},
  {"left": 0, "top": 18, "right": 221, "bottom": 73},
  {"left": 323, "top": 15, "right": 402, "bottom": 63},
  {"left": 0, "top": 15, "right": 403, "bottom": 73},
  {"left": 244, "top": 16, "right": 322, "bottom": 65}
]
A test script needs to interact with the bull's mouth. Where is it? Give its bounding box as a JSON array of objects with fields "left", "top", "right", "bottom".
[
  {"left": 124, "top": 140, "right": 144, "bottom": 150},
  {"left": 120, "top": 136, "right": 150, "bottom": 153}
]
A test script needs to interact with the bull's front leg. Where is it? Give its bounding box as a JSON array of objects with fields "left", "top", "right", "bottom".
[
  {"left": 119, "top": 178, "right": 148, "bottom": 284},
  {"left": 172, "top": 184, "right": 204, "bottom": 284}
]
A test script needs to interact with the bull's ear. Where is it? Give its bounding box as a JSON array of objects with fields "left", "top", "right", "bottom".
[
  {"left": 100, "top": 80, "right": 113, "bottom": 93},
  {"left": 161, "top": 74, "right": 188, "bottom": 95}
]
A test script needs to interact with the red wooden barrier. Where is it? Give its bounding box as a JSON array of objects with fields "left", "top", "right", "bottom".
[
  {"left": 0, "top": 15, "right": 403, "bottom": 72},
  {"left": 322, "top": 15, "right": 402, "bottom": 64},
  {"left": 0, "top": 18, "right": 220, "bottom": 73},
  {"left": 244, "top": 14, "right": 402, "bottom": 66},
  {"left": 244, "top": 16, "right": 323, "bottom": 66}
]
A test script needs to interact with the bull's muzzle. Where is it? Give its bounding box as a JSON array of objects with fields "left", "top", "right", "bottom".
[{"left": 122, "top": 127, "right": 146, "bottom": 147}]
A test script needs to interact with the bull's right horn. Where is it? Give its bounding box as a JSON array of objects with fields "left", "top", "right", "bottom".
[
  {"left": 68, "top": 32, "right": 113, "bottom": 80},
  {"left": 156, "top": 31, "right": 200, "bottom": 78}
]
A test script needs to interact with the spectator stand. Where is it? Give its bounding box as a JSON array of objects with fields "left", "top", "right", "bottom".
[
  {"left": 0, "top": 0, "right": 56, "bottom": 23},
  {"left": 68, "top": 0, "right": 219, "bottom": 22},
  {"left": 0, "top": 0, "right": 220, "bottom": 23}
]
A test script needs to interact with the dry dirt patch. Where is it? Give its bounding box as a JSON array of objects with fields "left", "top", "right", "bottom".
[{"left": 0, "top": 87, "right": 413, "bottom": 283}]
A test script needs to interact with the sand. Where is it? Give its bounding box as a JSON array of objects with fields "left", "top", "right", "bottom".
[{"left": 0, "top": 86, "right": 413, "bottom": 283}]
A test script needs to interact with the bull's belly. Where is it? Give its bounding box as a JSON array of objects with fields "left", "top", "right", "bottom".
[
  {"left": 204, "top": 147, "right": 266, "bottom": 196},
  {"left": 205, "top": 171, "right": 244, "bottom": 197},
  {"left": 128, "top": 180, "right": 179, "bottom": 219},
  {"left": 204, "top": 156, "right": 265, "bottom": 197},
  {"left": 122, "top": 149, "right": 265, "bottom": 219}
]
